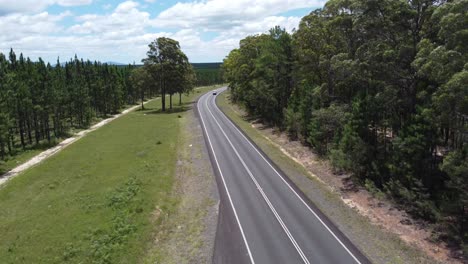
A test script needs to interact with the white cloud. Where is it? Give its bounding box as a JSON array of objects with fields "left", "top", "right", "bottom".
[
  {"left": 69, "top": 1, "right": 149, "bottom": 35},
  {"left": 0, "top": 0, "right": 92, "bottom": 15},
  {"left": 0, "top": 0, "right": 323, "bottom": 63},
  {"left": 115, "top": 0, "right": 139, "bottom": 13},
  {"left": 0, "top": 1, "right": 155, "bottom": 62},
  {"left": 154, "top": 0, "right": 324, "bottom": 30},
  {"left": 0, "top": 11, "right": 71, "bottom": 41},
  {"left": 57, "top": 0, "right": 92, "bottom": 7}
]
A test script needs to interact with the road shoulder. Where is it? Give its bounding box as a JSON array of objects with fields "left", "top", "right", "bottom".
[{"left": 142, "top": 90, "right": 220, "bottom": 263}]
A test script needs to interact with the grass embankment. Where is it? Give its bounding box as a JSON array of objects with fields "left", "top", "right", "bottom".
[
  {"left": 216, "top": 91, "right": 438, "bottom": 264},
  {"left": 0, "top": 85, "right": 221, "bottom": 264}
]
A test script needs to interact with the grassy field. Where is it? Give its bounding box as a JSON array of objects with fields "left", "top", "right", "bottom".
[
  {"left": 216, "top": 91, "right": 439, "bottom": 264},
  {"left": 1, "top": 116, "right": 111, "bottom": 175},
  {"left": 0, "top": 85, "right": 220, "bottom": 264},
  {"left": 0, "top": 148, "right": 45, "bottom": 175}
]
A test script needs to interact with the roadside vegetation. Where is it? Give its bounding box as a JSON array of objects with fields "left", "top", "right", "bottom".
[
  {"left": 222, "top": 0, "right": 467, "bottom": 257},
  {"left": 0, "top": 35, "right": 223, "bottom": 263},
  {"left": 0, "top": 85, "right": 219, "bottom": 263},
  {"left": 0, "top": 37, "right": 196, "bottom": 175},
  {"left": 0, "top": 52, "right": 137, "bottom": 174}
]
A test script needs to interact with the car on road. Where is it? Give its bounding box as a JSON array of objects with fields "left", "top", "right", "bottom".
[{"left": 212, "top": 91, "right": 217, "bottom": 95}]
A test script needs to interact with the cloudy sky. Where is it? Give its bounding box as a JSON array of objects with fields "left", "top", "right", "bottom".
[{"left": 0, "top": 0, "right": 325, "bottom": 64}]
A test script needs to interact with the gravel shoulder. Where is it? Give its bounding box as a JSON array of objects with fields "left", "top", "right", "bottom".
[
  {"left": 217, "top": 91, "right": 449, "bottom": 264},
  {"left": 142, "top": 91, "right": 219, "bottom": 264}
]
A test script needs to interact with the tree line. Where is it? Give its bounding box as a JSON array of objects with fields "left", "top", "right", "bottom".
[
  {"left": 0, "top": 50, "right": 137, "bottom": 160},
  {"left": 193, "top": 63, "right": 224, "bottom": 86},
  {"left": 223, "top": 0, "right": 467, "bottom": 254},
  {"left": 0, "top": 37, "right": 196, "bottom": 163}
]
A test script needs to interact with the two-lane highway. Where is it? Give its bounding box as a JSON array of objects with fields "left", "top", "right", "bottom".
[{"left": 198, "top": 88, "right": 370, "bottom": 264}]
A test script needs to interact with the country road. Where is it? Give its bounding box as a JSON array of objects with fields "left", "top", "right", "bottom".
[{"left": 197, "top": 87, "right": 372, "bottom": 264}]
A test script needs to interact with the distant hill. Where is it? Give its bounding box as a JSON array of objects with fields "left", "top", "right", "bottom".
[
  {"left": 105, "top": 61, "right": 127, "bottom": 66},
  {"left": 191, "top": 62, "right": 222, "bottom": 69},
  {"left": 113, "top": 62, "right": 222, "bottom": 69}
]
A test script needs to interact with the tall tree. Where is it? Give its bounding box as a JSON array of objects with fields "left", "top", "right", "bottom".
[{"left": 143, "top": 37, "right": 193, "bottom": 111}]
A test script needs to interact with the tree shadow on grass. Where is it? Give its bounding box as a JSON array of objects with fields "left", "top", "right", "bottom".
[
  {"left": 135, "top": 107, "right": 153, "bottom": 112},
  {"left": 145, "top": 105, "right": 193, "bottom": 115}
]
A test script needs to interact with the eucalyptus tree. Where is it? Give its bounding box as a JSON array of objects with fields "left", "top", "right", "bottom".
[
  {"left": 143, "top": 37, "right": 193, "bottom": 111},
  {"left": 129, "top": 67, "right": 152, "bottom": 110}
]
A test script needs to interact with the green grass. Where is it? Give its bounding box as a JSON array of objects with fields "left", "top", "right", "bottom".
[
  {"left": 1, "top": 148, "right": 44, "bottom": 175},
  {"left": 0, "top": 85, "right": 221, "bottom": 264},
  {"left": 1, "top": 116, "right": 115, "bottom": 175}
]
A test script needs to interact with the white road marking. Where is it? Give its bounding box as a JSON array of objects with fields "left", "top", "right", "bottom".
[
  {"left": 213, "top": 88, "right": 363, "bottom": 264},
  {"left": 197, "top": 93, "right": 255, "bottom": 264},
  {"left": 205, "top": 96, "right": 310, "bottom": 264}
]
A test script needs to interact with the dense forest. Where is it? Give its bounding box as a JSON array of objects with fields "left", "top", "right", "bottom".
[
  {"left": 192, "top": 63, "right": 224, "bottom": 86},
  {"left": 223, "top": 0, "right": 467, "bottom": 254},
  {"left": 0, "top": 37, "right": 204, "bottom": 164},
  {"left": 0, "top": 50, "right": 139, "bottom": 160}
]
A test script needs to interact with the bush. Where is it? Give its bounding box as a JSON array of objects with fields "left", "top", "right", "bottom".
[
  {"left": 329, "top": 148, "right": 351, "bottom": 173},
  {"left": 307, "top": 104, "right": 348, "bottom": 155},
  {"left": 364, "top": 179, "right": 385, "bottom": 200},
  {"left": 283, "top": 107, "right": 302, "bottom": 140},
  {"left": 384, "top": 179, "right": 440, "bottom": 222}
]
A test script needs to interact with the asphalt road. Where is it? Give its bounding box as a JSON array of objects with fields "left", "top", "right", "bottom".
[{"left": 197, "top": 87, "right": 371, "bottom": 264}]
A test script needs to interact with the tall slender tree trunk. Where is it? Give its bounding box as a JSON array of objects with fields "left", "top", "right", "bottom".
[
  {"left": 33, "top": 111, "right": 40, "bottom": 145},
  {"left": 53, "top": 116, "right": 58, "bottom": 137},
  {"left": 7, "top": 129, "right": 13, "bottom": 154},
  {"left": 179, "top": 93, "right": 182, "bottom": 105},
  {"left": 45, "top": 114, "right": 51, "bottom": 143},
  {"left": 26, "top": 114, "right": 33, "bottom": 145},
  {"left": 160, "top": 68, "right": 166, "bottom": 112},
  {"left": 0, "top": 141, "right": 5, "bottom": 160},
  {"left": 161, "top": 78, "right": 166, "bottom": 112},
  {"left": 169, "top": 94, "right": 172, "bottom": 110},
  {"left": 19, "top": 120, "right": 25, "bottom": 150}
]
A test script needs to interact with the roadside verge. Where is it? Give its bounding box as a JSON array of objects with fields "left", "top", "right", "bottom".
[{"left": 0, "top": 85, "right": 221, "bottom": 263}]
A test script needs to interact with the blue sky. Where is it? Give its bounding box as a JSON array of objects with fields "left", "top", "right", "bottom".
[{"left": 0, "top": 0, "right": 325, "bottom": 63}]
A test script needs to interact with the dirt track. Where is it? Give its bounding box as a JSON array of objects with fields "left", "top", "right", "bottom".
[{"left": 0, "top": 100, "right": 153, "bottom": 187}]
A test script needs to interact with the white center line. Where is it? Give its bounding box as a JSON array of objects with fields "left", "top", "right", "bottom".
[
  {"left": 212, "top": 88, "right": 363, "bottom": 264},
  {"left": 205, "top": 95, "right": 311, "bottom": 264},
  {"left": 197, "top": 93, "right": 256, "bottom": 264}
]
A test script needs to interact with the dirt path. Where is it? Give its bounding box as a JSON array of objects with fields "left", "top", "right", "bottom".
[{"left": 0, "top": 100, "right": 155, "bottom": 187}]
